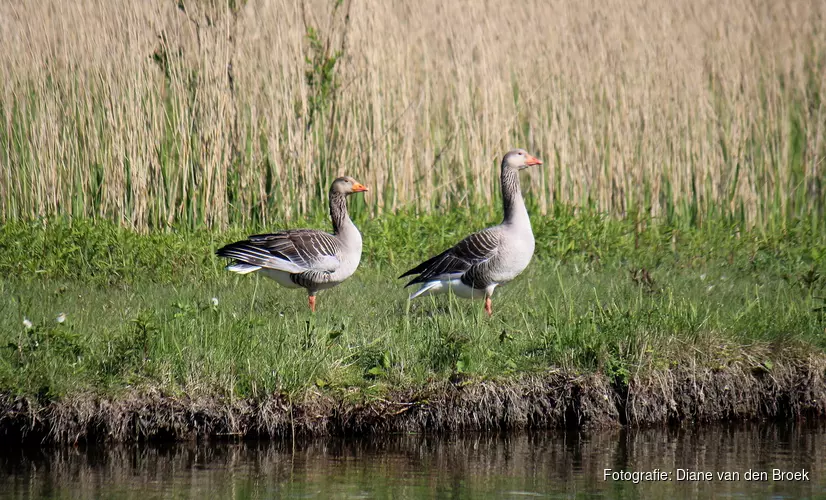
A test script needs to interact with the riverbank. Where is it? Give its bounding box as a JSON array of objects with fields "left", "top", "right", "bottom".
[
  {"left": 1, "top": 212, "right": 825, "bottom": 443},
  {"left": 3, "top": 348, "right": 825, "bottom": 443}
]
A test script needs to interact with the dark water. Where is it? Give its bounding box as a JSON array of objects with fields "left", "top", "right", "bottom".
[{"left": 2, "top": 423, "right": 825, "bottom": 499}]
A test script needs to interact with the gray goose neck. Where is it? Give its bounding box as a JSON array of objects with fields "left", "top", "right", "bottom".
[
  {"left": 501, "top": 166, "right": 528, "bottom": 226},
  {"left": 329, "top": 191, "right": 350, "bottom": 235}
]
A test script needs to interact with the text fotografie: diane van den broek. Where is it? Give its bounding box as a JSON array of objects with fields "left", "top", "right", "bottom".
[
  {"left": 603, "top": 470, "right": 670, "bottom": 483},
  {"left": 603, "top": 469, "right": 810, "bottom": 483}
]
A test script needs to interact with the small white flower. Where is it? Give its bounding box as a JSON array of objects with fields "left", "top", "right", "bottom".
[
  {"left": 706, "top": 285, "right": 715, "bottom": 292},
  {"left": 56, "top": 313, "right": 66, "bottom": 324},
  {"left": 211, "top": 297, "right": 219, "bottom": 306},
  {"left": 23, "top": 318, "right": 33, "bottom": 329},
  {"left": 699, "top": 273, "right": 707, "bottom": 281}
]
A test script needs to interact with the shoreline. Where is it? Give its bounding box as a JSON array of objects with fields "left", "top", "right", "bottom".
[
  {"left": 3, "top": 353, "right": 825, "bottom": 445},
  {"left": 2, "top": 217, "right": 824, "bottom": 446}
]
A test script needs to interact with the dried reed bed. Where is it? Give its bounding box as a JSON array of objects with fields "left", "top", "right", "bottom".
[{"left": 1, "top": 0, "right": 824, "bottom": 230}]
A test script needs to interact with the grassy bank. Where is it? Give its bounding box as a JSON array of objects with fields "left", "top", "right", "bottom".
[
  {"left": 1, "top": 211, "right": 825, "bottom": 442},
  {"left": 2, "top": 0, "right": 825, "bottom": 443}
]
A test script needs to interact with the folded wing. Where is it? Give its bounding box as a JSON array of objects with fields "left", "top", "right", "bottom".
[
  {"left": 217, "top": 229, "right": 341, "bottom": 275},
  {"left": 399, "top": 228, "right": 500, "bottom": 287}
]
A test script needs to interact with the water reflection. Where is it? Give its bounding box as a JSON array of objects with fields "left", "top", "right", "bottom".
[{"left": 2, "top": 422, "right": 825, "bottom": 499}]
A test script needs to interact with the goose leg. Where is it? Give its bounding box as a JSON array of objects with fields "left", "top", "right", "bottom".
[
  {"left": 308, "top": 294, "right": 317, "bottom": 312},
  {"left": 484, "top": 297, "right": 492, "bottom": 317}
]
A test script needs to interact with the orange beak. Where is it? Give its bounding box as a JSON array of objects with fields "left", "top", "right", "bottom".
[
  {"left": 351, "top": 182, "right": 369, "bottom": 193},
  {"left": 525, "top": 154, "right": 543, "bottom": 166}
]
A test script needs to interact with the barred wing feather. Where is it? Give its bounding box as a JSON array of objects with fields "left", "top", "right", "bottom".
[
  {"left": 400, "top": 228, "right": 500, "bottom": 287},
  {"left": 217, "top": 229, "right": 341, "bottom": 274}
]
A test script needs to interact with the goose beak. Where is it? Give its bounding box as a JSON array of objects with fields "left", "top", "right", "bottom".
[
  {"left": 351, "top": 182, "right": 369, "bottom": 193},
  {"left": 525, "top": 155, "right": 543, "bottom": 167}
]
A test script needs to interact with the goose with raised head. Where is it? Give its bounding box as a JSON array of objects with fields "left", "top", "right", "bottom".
[
  {"left": 216, "top": 176, "right": 368, "bottom": 312},
  {"left": 399, "top": 149, "right": 542, "bottom": 316}
]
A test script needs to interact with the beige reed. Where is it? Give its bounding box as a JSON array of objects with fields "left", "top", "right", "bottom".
[{"left": 1, "top": 0, "right": 824, "bottom": 230}]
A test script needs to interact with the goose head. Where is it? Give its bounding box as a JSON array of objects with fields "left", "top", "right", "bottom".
[
  {"left": 331, "top": 176, "right": 369, "bottom": 195},
  {"left": 503, "top": 149, "right": 543, "bottom": 170}
]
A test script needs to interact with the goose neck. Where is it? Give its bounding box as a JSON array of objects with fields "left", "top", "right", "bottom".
[
  {"left": 329, "top": 191, "right": 350, "bottom": 235},
  {"left": 501, "top": 167, "right": 528, "bottom": 226}
]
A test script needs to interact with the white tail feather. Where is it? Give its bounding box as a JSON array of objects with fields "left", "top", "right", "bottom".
[
  {"left": 409, "top": 281, "right": 442, "bottom": 299},
  {"left": 226, "top": 263, "right": 261, "bottom": 275}
]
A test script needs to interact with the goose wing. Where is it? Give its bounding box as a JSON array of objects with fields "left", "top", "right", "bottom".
[
  {"left": 217, "top": 229, "right": 341, "bottom": 274},
  {"left": 399, "top": 228, "right": 500, "bottom": 287}
]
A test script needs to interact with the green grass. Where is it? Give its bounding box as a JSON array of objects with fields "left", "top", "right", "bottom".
[{"left": 1, "top": 209, "right": 825, "bottom": 404}]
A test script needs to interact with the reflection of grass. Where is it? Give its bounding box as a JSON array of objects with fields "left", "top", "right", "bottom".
[{"left": 1, "top": 210, "right": 824, "bottom": 405}]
